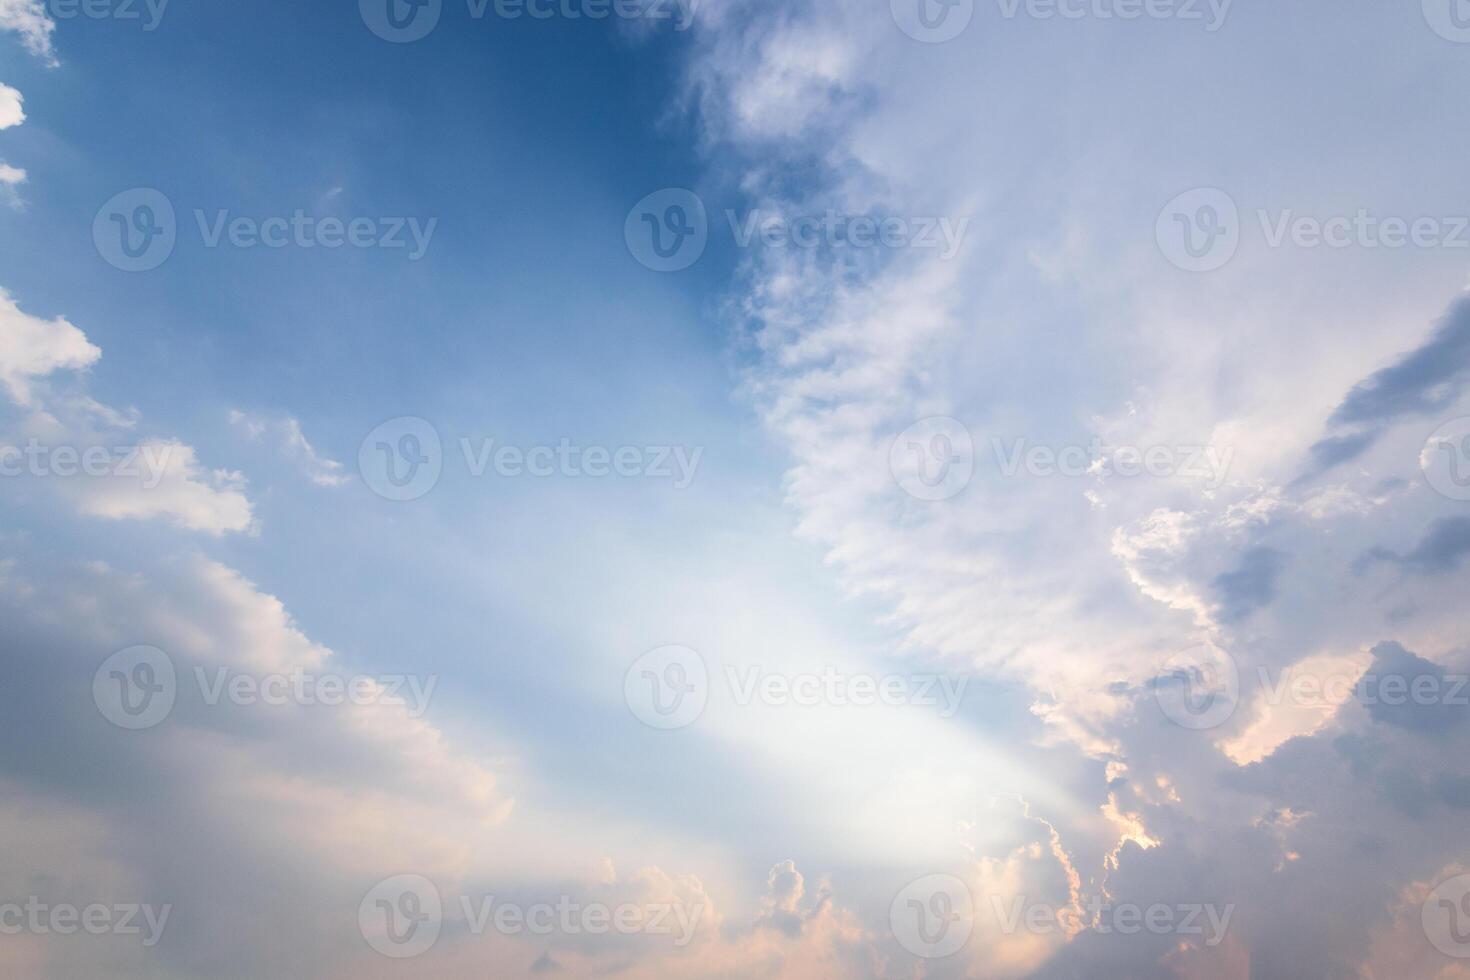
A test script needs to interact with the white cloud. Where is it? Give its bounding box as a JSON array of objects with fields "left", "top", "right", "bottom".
[
  {"left": 1, "top": 287, "right": 257, "bottom": 534},
  {"left": 0, "top": 554, "right": 513, "bottom": 976},
  {"left": 0, "top": 81, "right": 22, "bottom": 128},
  {"left": 0, "top": 0, "right": 56, "bottom": 64},
  {"left": 0, "top": 288, "right": 101, "bottom": 405},
  {"left": 230, "top": 409, "right": 350, "bottom": 487},
  {"left": 70, "top": 439, "right": 256, "bottom": 535},
  {"left": 0, "top": 83, "right": 27, "bottom": 205},
  {"left": 685, "top": 2, "right": 1470, "bottom": 975}
]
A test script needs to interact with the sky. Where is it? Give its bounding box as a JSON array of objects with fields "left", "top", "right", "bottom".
[{"left": 2, "top": 0, "right": 1470, "bottom": 977}]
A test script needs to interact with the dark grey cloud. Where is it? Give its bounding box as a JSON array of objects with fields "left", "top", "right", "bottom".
[
  {"left": 1356, "top": 641, "right": 1467, "bottom": 734},
  {"left": 1212, "top": 546, "right": 1286, "bottom": 624},
  {"left": 1302, "top": 296, "right": 1470, "bottom": 478},
  {"left": 529, "top": 951, "right": 563, "bottom": 972},
  {"left": 1358, "top": 516, "right": 1470, "bottom": 576}
]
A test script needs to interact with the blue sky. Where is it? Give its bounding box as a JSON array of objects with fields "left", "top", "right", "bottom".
[{"left": 5, "top": 0, "right": 1470, "bottom": 977}]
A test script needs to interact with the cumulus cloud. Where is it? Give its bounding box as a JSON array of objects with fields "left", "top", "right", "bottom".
[
  {"left": 0, "top": 553, "right": 512, "bottom": 978},
  {"left": 679, "top": 2, "right": 1470, "bottom": 976},
  {"left": 0, "top": 288, "right": 100, "bottom": 405},
  {"left": 0, "top": 0, "right": 57, "bottom": 64},
  {"left": 0, "top": 287, "right": 256, "bottom": 534},
  {"left": 69, "top": 439, "right": 256, "bottom": 534},
  {"left": 1, "top": 79, "right": 28, "bottom": 204},
  {"left": 0, "top": 81, "right": 22, "bottom": 128}
]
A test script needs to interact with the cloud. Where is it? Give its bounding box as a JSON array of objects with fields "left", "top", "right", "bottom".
[
  {"left": 0, "top": 552, "right": 513, "bottom": 977},
  {"left": 1211, "top": 546, "right": 1286, "bottom": 624},
  {"left": 1359, "top": 516, "right": 1470, "bottom": 577},
  {"left": 681, "top": 3, "right": 1470, "bottom": 976},
  {"left": 1, "top": 286, "right": 256, "bottom": 534},
  {"left": 0, "top": 288, "right": 101, "bottom": 405},
  {"left": 0, "top": 82, "right": 27, "bottom": 205},
  {"left": 1304, "top": 297, "right": 1470, "bottom": 477},
  {"left": 0, "top": 0, "right": 57, "bottom": 64},
  {"left": 70, "top": 439, "right": 256, "bottom": 535},
  {"left": 0, "top": 81, "right": 22, "bottom": 128},
  {"left": 1356, "top": 641, "right": 1467, "bottom": 734},
  {"left": 230, "top": 410, "right": 350, "bottom": 487}
]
